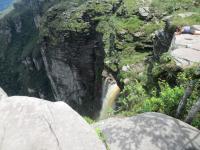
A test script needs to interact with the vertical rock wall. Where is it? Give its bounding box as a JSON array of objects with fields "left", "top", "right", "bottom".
[
  {"left": 0, "top": 0, "right": 106, "bottom": 117},
  {"left": 0, "top": 0, "right": 57, "bottom": 98},
  {"left": 40, "top": 5, "right": 105, "bottom": 116}
]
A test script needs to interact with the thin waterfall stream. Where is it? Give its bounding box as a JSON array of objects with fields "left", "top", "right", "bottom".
[{"left": 99, "top": 77, "right": 120, "bottom": 120}]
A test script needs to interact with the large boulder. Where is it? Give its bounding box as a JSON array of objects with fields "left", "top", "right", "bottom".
[
  {"left": 138, "top": 7, "right": 151, "bottom": 20},
  {"left": 170, "top": 29, "right": 200, "bottom": 67},
  {"left": 0, "top": 96, "right": 106, "bottom": 150},
  {"left": 93, "top": 112, "right": 200, "bottom": 150}
]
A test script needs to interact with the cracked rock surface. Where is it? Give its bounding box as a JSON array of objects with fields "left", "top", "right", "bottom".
[
  {"left": 170, "top": 26, "right": 200, "bottom": 67},
  {"left": 0, "top": 96, "right": 106, "bottom": 150}
]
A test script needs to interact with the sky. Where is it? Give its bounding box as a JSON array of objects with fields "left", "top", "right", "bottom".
[{"left": 0, "top": 0, "right": 13, "bottom": 11}]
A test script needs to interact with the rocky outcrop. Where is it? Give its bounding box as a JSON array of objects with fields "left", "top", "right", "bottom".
[
  {"left": 39, "top": 0, "right": 160, "bottom": 116},
  {"left": 0, "top": 0, "right": 62, "bottom": 99},
  {"left": 153, "top": 20, "right": 175, "bottom": 58},
  {"left": 2, "top": 0, "right": 197, "bottom": 118},
  {"left": 40, "top": 2, "right": 107, "bottom": 117},
  {"left": 1, "top": 0, "right": 113, "bottom": 117},
  {"left": 93, "top": 112, "right": 200, "bottom": 150},
  {"left": 0, "top": 95, "right": 106, "bottom": 150},
  {"left": 0, "top": 0, "right": 87, "bottom": 104},
  {"left": 0, "top": 0, "right": 162, "bottom": 117},
  {"left": 138, "top": 7, "right": 152, "bottom": 20},
  {"left": 170, "top": 25, "right": 200, "bottom": 67}
]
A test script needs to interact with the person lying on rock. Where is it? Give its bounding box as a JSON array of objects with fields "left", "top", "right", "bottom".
[{"left": 175, "top": 25, "right": 200, "bottom": 35}]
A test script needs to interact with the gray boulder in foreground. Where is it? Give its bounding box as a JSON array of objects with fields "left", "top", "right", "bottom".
[
  {"left": 93, "top": 112, "right": 200, "bottom": 150},
  {"left": 0, "top": 96, "right": 106, "bottom": 150}
]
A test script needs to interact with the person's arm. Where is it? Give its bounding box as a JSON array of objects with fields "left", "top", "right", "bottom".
[{"left": 175, "top": 28, "right": 184, "bottom": 35}]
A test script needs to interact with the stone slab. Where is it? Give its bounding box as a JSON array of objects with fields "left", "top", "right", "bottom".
[
  {"left": 170, "top": 33, "right": 200, "bottom": 67},
  {"left": 93, "top": 112, "right": 200, "bottom": 150}
]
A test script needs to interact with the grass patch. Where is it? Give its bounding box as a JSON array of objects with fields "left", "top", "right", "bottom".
[
  {"left": 119, "top": 51, "right": 149, "bottom": 67},
  {"left": 142, "top": 21, "right": 164, "bottom": 34},
  {"left": 83, "top": 116, "right": 96, "bottom": 124},
  {"left": 172, "top": 14, "right": 200, "bottom": 26},
  {"left": 122, "top": 0, "right": 138, "bottom": 15},
  {"left": 95, "top": 128, "right": 110, "bottom": 150},
  {"left": 110, "top": 16, "right": 143, "bottom": 33},
  {"left": 151, "top": 0, "right": 195, "bottom": 15}
]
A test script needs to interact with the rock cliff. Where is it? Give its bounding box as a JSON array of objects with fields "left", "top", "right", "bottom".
[
  {"left": 0, "top": 0, "right": 62, "bottom": 99},
  {"left": 38, "top": 0, "right": 160, "bottom": 116},
  {"left": 1, "top": 0, "right": 198, "bottom": 117},
  {"left": 0, "top": 0, "right": 91, "bottom": 115},
  {"left": 0, "top": 0, "right": 158, "bottom": 117},
  {"left": 40, "top": 2, "right": 105, "bottom": 116}
]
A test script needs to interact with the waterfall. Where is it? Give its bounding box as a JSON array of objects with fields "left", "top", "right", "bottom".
[{"left": 99, "top": 77, "right": 120, "bottom": 120}]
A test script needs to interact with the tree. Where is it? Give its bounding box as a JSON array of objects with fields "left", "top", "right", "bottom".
[
  {"left": 175, "top": 80, "right": 196, "bottom": 118},
  {"left": 185, "top": 97, "right": 200, "bottom": 124}
]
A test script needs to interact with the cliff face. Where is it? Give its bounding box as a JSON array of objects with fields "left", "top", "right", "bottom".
[
  {"left": 0, "top": 0, "right": 161, "bottom": 117},
  {"left": 0, "top": 0, "right": 106, "bottom": 117},
  {"left": 0, "top": 0, "right": 53, "bottom": 98},
  {"left": 38, "top": 0, "right": 157, "bottom": 116},
  {"left": 40, "top": 3, "right": 105, "bottom": 116},
  {"left": 0, "top": 0, "right": 84, "bottom": 100},
  {"left": 2, "top": 0, "right": 191, "bottom": 117}
]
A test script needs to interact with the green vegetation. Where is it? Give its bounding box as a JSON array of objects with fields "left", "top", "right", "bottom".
[
  {"left": 119, "top": 51, "right": 149, "bottom": 67},
  {"left": 83, "top": 116, "right": 96, "bottom": 124},
  {"left": 111, "top": 16, "right": 143, "bottom": 33},
  {"left": 0, "top": 0, "right": 74, "bottom": 96},
  {"left": 0, "top": 0, "right": 200, "bottom": 128},
  {"left": 95, "top": 128, "right": 110, "bottom": 150},
  {"left": 116, "top": 53, "right": 200, "bottom": 128},
  {"left": 44, "top": 0, "right": 200, "bottom": 128},
  {"left": 151, "top": 0, "right": 195, "bottom": 15},
  {"left": 121, "top": 0, "right": 138, "bottom": 15},
  {"left": 141, "top": 82, "right": 184, "bottom": 116},
  {"left": 117, "top": 80, "right": 147, "bottom": 116},
  {"left": 142, "top": 22, "right": 164, "bottom": 34},
  {"left": 172, "top": 14, "right": 200, "bottom": 26}
]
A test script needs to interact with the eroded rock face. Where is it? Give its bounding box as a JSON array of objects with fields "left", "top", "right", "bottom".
[
  {"left": 40, "top": 3, "right": 107, "bottom": 117},
  {"left": 170, "top": 27, "right": 200, "bottom": 67},
  {"left": 0, "top": 21, "right": 12, "bottom": 54},
  {"left": 153, "top": 21, "right": 175, "bottom": 58},
  {"left": 0, "top": 0, "right": 106, "bottom": 117},
  {"left": 0, "top": 0, "right": 61, "bottom": 99},
  {"left": 93, "top": 112, "right": 200, "bottom": 150},
  {"left": 0, "top": 96, "right": 106, "bottom": 150}
]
